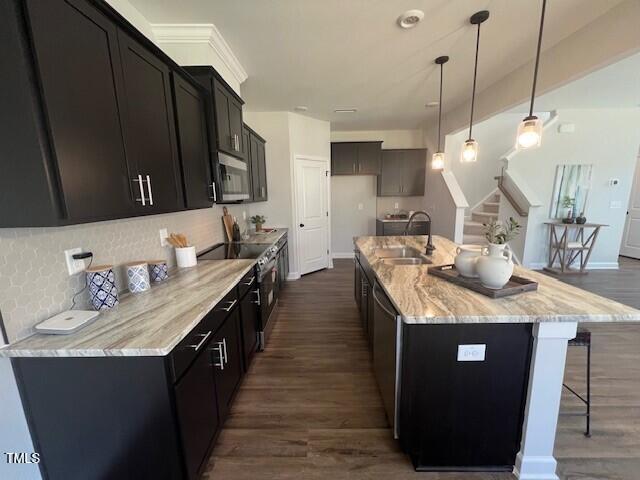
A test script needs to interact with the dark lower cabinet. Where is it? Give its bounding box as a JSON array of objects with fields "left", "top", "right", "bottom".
[
  {"left": 399, "top": 323, "right": 532, "bottom": 471},
  {"left": 376, "top": 220, "right": 429, "bottom": 236},
  {"left": 239, "top": 284, "right": 260, "bottom": 371},
  {"left": 174, "top": 338, "right": 219, "bottom": 480},
  {"left": 211, "top": 309, "right": 244, "bottom": 421},
  {"left": 117, "top": 30, "right": 183, "bottom": 214},
  {"left": 172, "top": 72, "right": 214, "bottom": 209}
]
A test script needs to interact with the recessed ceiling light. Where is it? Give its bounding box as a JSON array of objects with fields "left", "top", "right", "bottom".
[
  {"left": 334, "top": 108, "right": 357, "bottom": 113},
  {"left": 398, "top": 9, "right": 424, "bottom": 29},
  {"left": 294, "top": 105, "right": 308, "bottom": 112},
  {"left": 425, "top": 101, "right": 439, "bottom": 108}
]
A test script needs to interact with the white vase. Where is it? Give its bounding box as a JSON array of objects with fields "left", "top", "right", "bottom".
[
  {"left": 175, "top": 246, "right": 197, "bottom": 268},
  {"left": 454, "top": 245, "right": 483, "bottom": 278},
  {"left": 476, "top": 243, "right": 514, "bottom": 290}
]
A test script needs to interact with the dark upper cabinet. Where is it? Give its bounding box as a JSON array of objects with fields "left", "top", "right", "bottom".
[
  {"left": 117, "top": 30, "right": 183, "bottom": 214},
  {"left": 241, "top": 125, "right": 251, "bottom": 162},
  {"left": 377, "top": 149, "right": 426, "bottom": 197},
  {"left": 246, "top": 124, "right": 268, "bottom": 202},
  {"left": 212, "top": 77, "right": 245, "bottom": 158},
  {"left": 5, "top": 0, "right": 136, "bottom": 225},
  {"left": 212, "top": 308, "right": 244, "bottom": 421},
  {"left": 172, "top": 72, "right": 214, "bottom": 209},
  {"left": 331, "top": 142, "right": 381, "bottom": 175}
]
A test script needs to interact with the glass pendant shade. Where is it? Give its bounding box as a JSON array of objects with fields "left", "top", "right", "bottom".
[
  {"left": 431, "top": 151, "right": 445, "bottom": 170},
  {"left": 460, "top": 139, "right": 478, "bottom": 163},
  {"left": 516, "top": 115, "right": 542, "bottom": 150}
]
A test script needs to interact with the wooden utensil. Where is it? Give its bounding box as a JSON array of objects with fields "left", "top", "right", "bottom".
[
  {"left": 222, "top": 206, "right": 234, "bottom": 242},
  {"left": 168, "top": 233, "right": 188, "bottom": 248}
]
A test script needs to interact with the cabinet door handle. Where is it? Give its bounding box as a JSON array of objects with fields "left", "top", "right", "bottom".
[
  {"left": 213, "top": 341, "right": 225, "bottom": 369},
  {"left": 210, "top": 182, "right": 217, "bottom": 201},
  {"left": 261, "top": 186, "right": 265, "bottom": 198},
  {"left": 222, "top": 338, "right": 228, "bottom": 364},
  {"left": 146, "top": 175, "right": 153, "bottom": 206},
  {"left": 253, "top": 289, "right": 261, "bottom": 305},
  {"left": 219, "top": 299, "right": 237, "bottom": 312},
  {"left": 134, "top": 175, "right": 146, "bottom": 206},
  {"left": 186, "top": 331, "right": 211, "bottom": 351},
  {"left": 242, "top": 276, "right": 255, "bottom": 286}
]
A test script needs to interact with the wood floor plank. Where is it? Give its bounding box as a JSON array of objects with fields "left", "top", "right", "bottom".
[{"left": 204, "top": 258, "right": 640, "bottom": 479}]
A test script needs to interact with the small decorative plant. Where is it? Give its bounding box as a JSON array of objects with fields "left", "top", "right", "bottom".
[
  {"left": 250, "top": 215, "right": 266, "bottom": 231},
  {"left": 483, "top": 217, "right": 521, "bottom": 245},
  {"left": 561, "top": 195, "right": 576, "bottom": 223}
]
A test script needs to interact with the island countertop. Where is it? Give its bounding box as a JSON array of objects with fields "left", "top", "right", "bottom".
[
  {"left": 0, "top": 259, "right": 255, "bottom": 358},
  {"left": 355, "top": 235, "right": 640, "bottom": 324}
]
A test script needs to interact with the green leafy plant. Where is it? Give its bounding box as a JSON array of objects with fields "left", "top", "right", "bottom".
[
  {"left": 250, "top": 215, "right": 266, "bottom": 225},
  {"left": 561, "top": 196, "right": 576, "bottom": 209},
  {"left": 483, "top": 217, "right": 521, "bottom": 245}
]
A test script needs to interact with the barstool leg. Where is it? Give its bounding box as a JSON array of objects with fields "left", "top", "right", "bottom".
[{"left": 585, "top": 341, "right": 591, "bottom": 437}]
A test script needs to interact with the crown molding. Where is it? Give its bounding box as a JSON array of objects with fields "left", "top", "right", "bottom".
[{"left": 151, "top": 23, "right": 248, "bottom": 85}]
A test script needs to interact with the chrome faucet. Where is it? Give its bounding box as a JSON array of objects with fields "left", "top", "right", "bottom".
[{"left": 403, "top": 210, "right": 436, "bottom": 256}]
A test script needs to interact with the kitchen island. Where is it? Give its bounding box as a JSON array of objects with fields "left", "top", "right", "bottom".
[{"left": 354, "top": 235, "right": 640, "bottom": 480}]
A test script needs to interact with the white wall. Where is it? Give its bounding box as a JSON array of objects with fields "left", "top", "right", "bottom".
[
  {"left": 511, "top": 108, "right": 640, "bottom": 268},
  {"left": 244, "top": 112, "right": 330, "bottom": 276}
]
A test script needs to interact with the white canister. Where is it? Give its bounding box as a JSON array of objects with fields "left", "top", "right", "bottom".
[
  {"left": 175, "top": 246, "right": 197, "bottom": 268},
  {"left": 454, "top": 245, "right": 483, "bottom": 278},
  {"left": 126, "top": 261, "right": 150, "bottom": 294},
  {"left": 476, "top": 244, "right": 514, "bottom": 290}
]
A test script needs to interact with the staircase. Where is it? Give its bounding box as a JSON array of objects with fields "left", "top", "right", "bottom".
[{"left": 462, "top": 191, "right": 500, "bottom": 245}]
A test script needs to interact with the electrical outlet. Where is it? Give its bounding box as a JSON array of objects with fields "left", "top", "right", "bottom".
[
  {"left": 610, "top": 200, "right": 622, "bottom": 209},
  {"left": 64, "top": 248, "right": 85, "bottom": 276},
  {"left": 159, "top": 228, "right": 168, "bottom": 247},
  {"left": 394, "top": 202, "right": 399, "bottom": 209},
  {"left": 242, "top": 211, "right": 247, "bottom": 220},
  {"left": 457, "top": 344, "right": 486, "bottom": 362},
  {"left": 357, "top": 203, "right": 363, "bottom": 211}
]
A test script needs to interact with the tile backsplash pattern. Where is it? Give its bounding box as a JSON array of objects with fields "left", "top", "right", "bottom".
[{"left": 0, "top": 205, "right": 249, "bottom": 343}]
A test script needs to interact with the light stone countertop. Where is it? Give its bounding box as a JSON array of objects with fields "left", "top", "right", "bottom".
[
  {"left": 0, "top": 259, "right": 255, "bottom": 358},
  {"left": 355, "top": 235, "right": 640, "bottom": 325},
  {"left": 239, "top": 228, "right": 287, "bottom": 244}
]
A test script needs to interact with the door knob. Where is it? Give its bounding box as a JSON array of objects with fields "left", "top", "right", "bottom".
[{"left": 299, "top": 223, "right": 305, "bottom": 228}]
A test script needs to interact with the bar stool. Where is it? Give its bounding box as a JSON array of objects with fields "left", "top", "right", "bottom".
[{"left": 561, "top": 328, "right": 592, "bottom": 436}]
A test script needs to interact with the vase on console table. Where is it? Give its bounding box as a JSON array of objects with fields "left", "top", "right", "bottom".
[{"left": 476, "top": 243, "right": 514, "bottom": 289}]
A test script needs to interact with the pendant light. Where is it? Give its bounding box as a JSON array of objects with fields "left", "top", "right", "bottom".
[
  {"left": 516, "top": 0, "right": 547, "bottom": 150},
  {"left": 431, "top": 56, "right": 449, "bottom": 170},
  {"left": 461, "top": 10, "right": 489, "bottom": 163}
]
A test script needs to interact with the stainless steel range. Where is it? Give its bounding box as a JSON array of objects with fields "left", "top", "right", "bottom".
[{"left": 198, "top": 242, "right": 280, "bottom": 350}]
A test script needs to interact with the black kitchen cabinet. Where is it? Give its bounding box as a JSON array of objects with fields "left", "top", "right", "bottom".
[
  {"left": 399, "top": 323, "right": 532, "bottom": 470},
  {"left": 354, "top": 257, "right": 362, "bottom": 306},
  {"left": 172, "top": 72, "right": 214, "bottom": 209},
  {"left": 211, "top": 308, "right": 244, "bottom": 420},
  {"left": 331, "top": 141, "right": 382, "bottom": 175},
  {"left": 354, "top": 253, "right": 374, "bottom": 349},
  {"left": 241, "top": 125, "right": 251, "bottom": 162},
  {"left": 377, "top": 149, "right": 426, "bottom": 196},
  {"left": 174, "top": 336, "right": 219, "bottom": 480},
  {"left": 239, "top": 281, "right": 260, "bottom": 371},
  {"left": 1, "top": 0, "right": 214, "bottom": 227},
  {"left": 247, "top": 124, "right": 268, "bottom": 202},
  {"left": 376, "top": 220, "right": 429, "bottom": 236},
  {"left": 213, "top": 78, "right": 244, "bottom": 158},
  {"left": 117, "top": 30, "right": 183, "bottom": 214}
]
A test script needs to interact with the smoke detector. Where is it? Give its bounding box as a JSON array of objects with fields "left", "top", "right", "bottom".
[{"left": 398, "top": 10, "right": 424, "bottom": 29}]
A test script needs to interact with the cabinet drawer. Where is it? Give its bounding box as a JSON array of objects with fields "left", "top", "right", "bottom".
[
  {"left": 237, "top": 268, "right": 256, "bottom": 298},
  {"left": 170, "top": 288, "right": 238, "bottom": 382}
]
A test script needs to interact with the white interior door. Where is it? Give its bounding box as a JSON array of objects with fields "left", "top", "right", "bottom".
[
  {"left": 621, "top": 154, "right": 640, "bottom": 259},
  {"left": 296, "top": 157, "right": 329, "bottom": 275}
]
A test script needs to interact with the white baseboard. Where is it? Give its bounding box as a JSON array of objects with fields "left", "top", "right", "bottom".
[
  {"left": 526, "top": 261, "right": 619, "bottom": 270},
  {"left": 286, "top": 272, "right": 301, "bottom": 281},
  {"left": 332, "top": 252, "right": 355, "bottom": 259}
]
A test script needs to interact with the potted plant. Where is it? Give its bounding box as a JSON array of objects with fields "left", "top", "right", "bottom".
[
  {"left": 250, "top": 215, "right": 266, "bottom": 232},
  {"left": 476, "top": 217, "right": 521, "bottom": 289},
  {"left": 561, "top": 196, "right": 576, "bottom": 224}
]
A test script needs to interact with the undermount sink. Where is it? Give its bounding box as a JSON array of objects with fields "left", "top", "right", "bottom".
[{"left": 374, "top": 247, "right": 432, "bottom": 266}]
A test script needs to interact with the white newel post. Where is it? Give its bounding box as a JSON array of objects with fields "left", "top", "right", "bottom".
[{"left": 514, "top": 321, "right": 577, "bottom": 480}]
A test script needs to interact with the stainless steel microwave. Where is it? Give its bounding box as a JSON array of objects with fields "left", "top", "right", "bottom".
[{"left": 217, "top": 152, "right": 250, "bottom": 202}]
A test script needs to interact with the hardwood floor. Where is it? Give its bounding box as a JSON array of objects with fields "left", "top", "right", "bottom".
[{"left": 204, "top": 258, "right": 640, "bottom": 480}]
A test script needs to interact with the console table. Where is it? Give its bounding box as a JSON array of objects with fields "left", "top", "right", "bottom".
[{"left": 544, "top": 222, "right": 607, "bottom": 275}]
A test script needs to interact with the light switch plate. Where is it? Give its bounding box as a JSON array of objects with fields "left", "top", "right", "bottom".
[
  {"left": 610, "top": 200, "right": 622, "bottom": 209},
  {"left": 358, "top": 203, "right": 363, "bottom": 211},
  {"left": 159, "top": 228, "right": 168, "bottom": 247},
  {"left": 457, "top": 344, "right": 486, "bottom": 362},
  {"left": 64, "top": 248, "right": 84, "bottom": 276}
]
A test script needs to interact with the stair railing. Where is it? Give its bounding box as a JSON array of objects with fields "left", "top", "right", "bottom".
[{"left": 494, "top": 166, "right": 529, "bottom": 217}]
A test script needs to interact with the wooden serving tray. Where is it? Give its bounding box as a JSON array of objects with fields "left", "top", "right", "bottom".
[{"left": 428, "top": 264, "right": 538, "bottom": 298}]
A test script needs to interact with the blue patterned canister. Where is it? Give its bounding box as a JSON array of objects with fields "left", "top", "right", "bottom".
[
  {"left": 149, "top": 260, "right": 169, "bottom": 283},
  {"left": 86, "top": 265, "right": 119, "bottom": 311},
  {"left": 125, "top": 262, "right": 150, "bottom": 294}
]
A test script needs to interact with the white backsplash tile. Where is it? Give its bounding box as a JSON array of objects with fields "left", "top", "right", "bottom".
[{"left": 0, "top": 205, "right": 248, "bottom": 343}]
